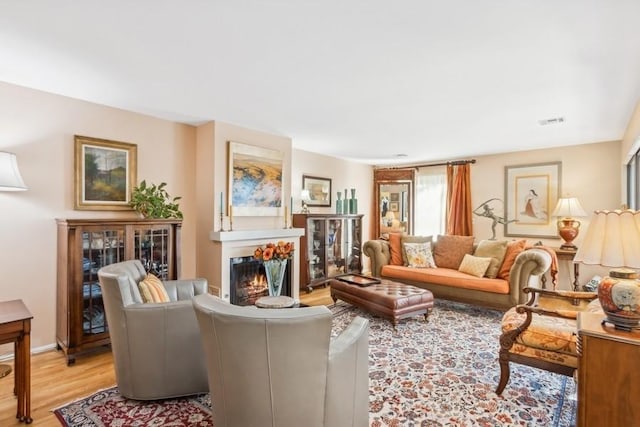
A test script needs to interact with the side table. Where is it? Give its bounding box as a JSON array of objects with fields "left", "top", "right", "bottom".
[
  {"left": 0, "top": 299, "right": 33, "bottom": 423},
  {"left": 553, "top": 247, "right": 580, "bottom": 291},
  {"left": 577, "top": 312, "right": 640, "bottom": 426}
]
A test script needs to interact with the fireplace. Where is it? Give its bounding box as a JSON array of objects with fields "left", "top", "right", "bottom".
[{"left": 229, "top": 256, "right": 292, "bottom": 306}]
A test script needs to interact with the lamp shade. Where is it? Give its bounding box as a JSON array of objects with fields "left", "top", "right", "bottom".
[
  {"left": 574, "top": 210, "right": 640, "bottom": 269},
  {"left": 0, "top": 152, "right": 27, "bottom": 191},
  {"left": 301, "top": 189, "right": 311, "bottom": 201},
  {"left": 551, "top": 197, "right": 587, "bottom": 218}
]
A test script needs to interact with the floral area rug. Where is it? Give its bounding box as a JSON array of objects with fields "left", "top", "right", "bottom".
[
  {"left": 331, "top": 299, "right": 576, "bottom": 427},
  {"left": 54, "top": 300, "right": 576, "bottom": 426}
]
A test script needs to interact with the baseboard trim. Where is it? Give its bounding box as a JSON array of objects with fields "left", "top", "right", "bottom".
[{"left": 0, "top": 343, "right": 57, "bottom": 362}]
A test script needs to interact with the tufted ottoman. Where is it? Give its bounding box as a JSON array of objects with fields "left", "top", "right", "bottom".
[{"left": 329, "top": 278, "right": 434, "bottom": 327}]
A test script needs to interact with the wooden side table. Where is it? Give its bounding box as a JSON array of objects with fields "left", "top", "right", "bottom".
[
  {"left": 553, "top": 247, "right": 580, "bottom": 291},
  {"left": 0, "top": 300, "right": 33, "bottom": 424},
  {"left": 577, "top": 312, "right": 640, "bottom": 426}
]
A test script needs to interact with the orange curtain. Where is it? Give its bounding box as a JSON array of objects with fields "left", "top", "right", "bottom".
[{"left": 446, "top": 163, "right": 473, "bottom": 236}]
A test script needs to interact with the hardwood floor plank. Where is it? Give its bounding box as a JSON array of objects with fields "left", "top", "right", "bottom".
[{"left": 0, "top": 287, "right": 333, "bottom": 425}]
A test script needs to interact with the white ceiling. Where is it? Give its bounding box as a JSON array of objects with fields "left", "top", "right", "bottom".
[{"left": 1, "top": 1, "right": 639, "bottom": 165}]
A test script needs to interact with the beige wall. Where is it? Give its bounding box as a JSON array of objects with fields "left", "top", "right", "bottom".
[
  {"left": 470, "top": 140, "right": 621, "bottom": 289},
  {"left": 0, "top": 82, "right": 198, "bottom": 355}
]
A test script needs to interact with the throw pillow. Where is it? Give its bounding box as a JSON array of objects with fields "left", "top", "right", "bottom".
[
  {"left": 432, "top": 234, "right": 474, "bottom": 269},
  {"left": 473, "top": 240, "right": 508, "bottom": 279},
  {"left": 403, "top": 242, "right": 437, "bottom": 268},
  {"left": 138, "top": 273, "right": 170, "bottom": 303},
  {"left": 400, "top": 235, "right": 433, "bottom": 266},
  {"left": 458, "top": 254, "right": 492, "bottom": 278},
  {"left": 497, "top": 239, "right": 528, "bottom": 281},
  {"left": 388, "top": 232, "right": 404, "bottom": 266}
]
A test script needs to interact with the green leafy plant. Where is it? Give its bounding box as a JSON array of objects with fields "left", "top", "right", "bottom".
[{"left": 130, "top": 180, "right": 183, "bottom": 219}]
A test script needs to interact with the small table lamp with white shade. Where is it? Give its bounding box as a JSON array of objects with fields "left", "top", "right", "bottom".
[
  {"left": 574, "top": 209, "right": 640, "bottom": 331},
  {"left": 551, "top": 197, "right": 587, "bottom": 250},
  {"left": 0, "top": 151, "right": 27, "bottom": 378},
  {"left": 300, "top": 189, "right": 311, "bottom": 214}
]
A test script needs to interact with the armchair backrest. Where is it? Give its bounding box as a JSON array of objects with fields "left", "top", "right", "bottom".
[
  {"left": 97, "top": 259, "right": 147, "bottom": 306},
  {"left": 193, "top": 293, "right": 367, "bottom": 427}
]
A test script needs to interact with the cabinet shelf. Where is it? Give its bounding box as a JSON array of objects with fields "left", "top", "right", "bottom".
[{"left": 56, "top": 218, "right": 181, "bottom": 365}]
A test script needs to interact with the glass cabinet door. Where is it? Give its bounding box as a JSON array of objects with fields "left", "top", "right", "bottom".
[
  {"left": 344, "top": 217, "right": 362, "bottom": 273},
  {"left": 308, "top": 218, "right": 326, "bottom": 281},
  {"left": 327, "top": 218, "right": 346, "bottom": 276},
  {"left": 81, "top": 229, "right": 125, "bottom": 336},
  {"left": 134, "top": 227, "right": 172, "bottom": 279}
]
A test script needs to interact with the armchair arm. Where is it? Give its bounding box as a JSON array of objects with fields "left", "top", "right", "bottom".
[
  {"left": 163, "top": 278, "right": 208, "bottom": 301},
  {"left": 325, "top": 316, "right": 369, "bottom": 427},
  {"left": 508, "top": 248, "right": 552, "bottom": 305},
  {"left": 363, "top": 240, "right": 391, "bottom": 277}
]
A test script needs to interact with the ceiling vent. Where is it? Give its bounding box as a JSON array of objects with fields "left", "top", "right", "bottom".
[{"left": 538, "top": 117, "right": 565, "bottom": 126}]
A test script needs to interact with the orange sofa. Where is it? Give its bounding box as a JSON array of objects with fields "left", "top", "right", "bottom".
[{"left": 363, "top": 238, "right": 552, "bottom": 310}]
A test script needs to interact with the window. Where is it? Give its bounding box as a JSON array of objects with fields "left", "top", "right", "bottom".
[{"left": 414, "top": 167, "right": 446, "bottom": 236}]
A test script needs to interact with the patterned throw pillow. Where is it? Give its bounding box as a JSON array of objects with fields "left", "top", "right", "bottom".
[
  {"left": 138, "top": 273, "right": 170, "bottom": 303},
  {"left": 473, "top": 240, "right": 508, "bottom": 279},
  {"left": 403, "top": 242, "right": 437, "bottom": 268},
  {"left": 432, "top": 235, "right": 475, "bottom": 269},
  {"left": 458, "top": 254, "right": 492, "bottom": 278},
  {"left": 400, "top": 235, "right": 433, "bottom": 266}
]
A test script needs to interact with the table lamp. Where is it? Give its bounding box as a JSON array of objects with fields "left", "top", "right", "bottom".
[
  {"left": 0, "top": 151, "right": 27, "bottom": 378},
  {"left": 574, "top": 209, "right": 640, "bottom": 331},
  {"left": 300, "top": 189, "right": 311, "bottom": 214},
  {"left": 551, "top": 197, "right": 587, "bottom": 250}
]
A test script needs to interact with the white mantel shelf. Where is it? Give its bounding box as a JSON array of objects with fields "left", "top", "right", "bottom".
[{"left": 209, "top": 228, "right": 305, "bottom": 242}]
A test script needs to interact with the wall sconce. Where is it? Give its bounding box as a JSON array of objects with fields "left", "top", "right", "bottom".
[
  {"left": 0, "top": 152, "right": 27, "bottom": 191},
  {"left": 551, "top": 197, "right": 586, "bottom": 250}
]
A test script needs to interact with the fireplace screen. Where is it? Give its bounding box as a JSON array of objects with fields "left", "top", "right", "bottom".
[{"left": 230, "top": 256, "right": 292, "bottom": 306}]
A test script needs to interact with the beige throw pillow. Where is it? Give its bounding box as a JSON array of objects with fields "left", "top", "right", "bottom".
[
  {"left": 458, "top": 254, "right": 492, "bottom": 278},
  {"left": 138, "top": 273, "right": 170, "bottom": 303},
  {"left": 473, "top": 240, "right": 508, "bottom": 279},
  {"left": 400, "top": 235, "right": 433, "bottom": 266},
  {"left": 403, "top": 242, "right": 437, "bottom": 268},
  {"left": 432, "top": 235, "right": 475, "bottom": 269}
]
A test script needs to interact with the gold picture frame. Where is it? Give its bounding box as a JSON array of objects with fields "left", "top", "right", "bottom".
[
  {"left": 504, "top": 161, "right": 562, "bottom": 238},
  {"left": 74, "top": 135, "right": 137, "bottom": 210}
]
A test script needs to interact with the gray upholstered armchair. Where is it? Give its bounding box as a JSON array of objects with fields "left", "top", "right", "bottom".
[
  {"left": 193, "top": 293, "right": 370, "bottom": 427},
  {"left": 97, "top": 260, "right": 209, "bottom": 400}
]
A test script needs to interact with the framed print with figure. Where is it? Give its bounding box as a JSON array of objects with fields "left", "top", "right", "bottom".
[{"left": 504, "top": 161, "right": 561, "bottom": 238}]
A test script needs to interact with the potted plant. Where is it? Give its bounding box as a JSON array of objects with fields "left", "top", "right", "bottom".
[{"left": 130, "top": 180, "right": 183, "bottom": 219}]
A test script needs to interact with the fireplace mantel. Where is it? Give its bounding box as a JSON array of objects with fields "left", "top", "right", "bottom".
[{"left": 209, "top": 228, "right": 305, "bottom": 303}]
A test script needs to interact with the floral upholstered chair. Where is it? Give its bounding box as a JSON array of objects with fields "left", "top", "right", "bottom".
[{"left": 496, "top": 286, "right": 602, "bottom": 395}]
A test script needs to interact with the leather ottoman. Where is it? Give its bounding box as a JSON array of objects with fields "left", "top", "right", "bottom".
[{"left": 329, "top": 278, "right": 434, "bottom": 327}]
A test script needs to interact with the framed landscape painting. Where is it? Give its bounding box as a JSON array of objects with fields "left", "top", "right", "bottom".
[
  {"left": 504, "top": 161, "right": 561, "bottom": 238},
  {"left": 74, "top": 135, "right": 137, "bottom": 210},
  {"left": 302, "top": 175, "right": 331, "bottom": 207},
  {"left": 228, "top": 141, "right": 283, "bottom": 217}
]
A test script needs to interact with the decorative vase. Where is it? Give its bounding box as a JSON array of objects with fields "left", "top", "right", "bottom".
[
  {"left": 263, "top": 259, "right": 287, "bottom": 297},
  {"left": 349, "top": 188, "right": 357, "bottom": 214},
  {"left": 336, "top": 192, "right": 343, "bottom": 214},
  {"left": 598, "top": 268, "right": 640, "bottom": 330}
]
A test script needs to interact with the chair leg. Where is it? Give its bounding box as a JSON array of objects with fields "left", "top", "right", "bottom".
[{"left": 496, "top": 350, "right": 510, "bottom": 395}]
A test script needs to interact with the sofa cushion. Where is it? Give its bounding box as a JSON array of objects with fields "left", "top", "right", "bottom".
[
  {"left": 497, "top": 239, "right": 528, "bottom": 281},
  {"left": 381, "top": 265, "right": 509, "bottom": 294},
  {"left": 403, "top": 242, "right": 437, "bottom": 268},
  {"left": 473, "top": 240, "right": 508, "bottom": 279},
  {"left": 401, "top": 235, "right": 432, "bottom": 266},
  {"left": 432, "top": 235, "right": 474, "bottom": 269},
  {"left": 138, "top": 273, "right": 170, "bottom": 303},
  {"left": 458, "top": 254, "right": 492, "bottom": 277},
  {"left": 388, "top": 232, "right": 404, "bottom": 266}
]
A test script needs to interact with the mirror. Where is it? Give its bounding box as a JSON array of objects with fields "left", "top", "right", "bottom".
[{"left": 374, "top": 169, "right": 415, "bottom": 238}]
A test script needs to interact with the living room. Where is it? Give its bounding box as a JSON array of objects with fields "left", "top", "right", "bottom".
[{"left": 1, "top": 1, "right": 640, "bottom": 425}]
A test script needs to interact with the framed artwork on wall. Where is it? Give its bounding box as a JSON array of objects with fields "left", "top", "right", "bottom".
[
  {"left": 504, "top": 161, "right": 562, "bottom": 238},
  {"left": 302, "top": 175, "right": 332, "bottom": 207},
  {"left": 228, "top": 141, "right": 283, "bottom": 217},
  {"left": 74, "top": 135, "right": 137, "bottom": 210}
]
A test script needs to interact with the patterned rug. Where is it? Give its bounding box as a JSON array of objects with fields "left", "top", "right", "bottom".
[{"left": 53, "top": 300, "right": 576, "bottom": 426}]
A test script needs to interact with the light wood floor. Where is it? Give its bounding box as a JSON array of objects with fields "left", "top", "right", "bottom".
[{"left": 0, "top": 287, "right": 334, "bottom": 426}]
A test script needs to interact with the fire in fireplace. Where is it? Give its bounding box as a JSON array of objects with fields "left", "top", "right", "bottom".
[{"left": 229, "top": 256, "right": 292, "bottom": 306}]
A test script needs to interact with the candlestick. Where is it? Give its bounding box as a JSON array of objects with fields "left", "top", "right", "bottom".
[
  {"left": 219, "top": 210, "right": 225, "bottom": 231},
  {"left": 220, "top": 192, "right": 223, "bottom": 213},
  {"left": 229, "top": 205, "right": 233, "bottom": 231},
  {"left": 284, "top": 206, "right": 288, "bottom": 229}
]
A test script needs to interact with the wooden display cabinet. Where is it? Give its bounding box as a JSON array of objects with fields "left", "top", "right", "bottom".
[
  {"left": 293, "top": 213, "right": 363, "bottom": 292},
  {"left": 56, "top": 218, "right": 181, "bottom": 364}
]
